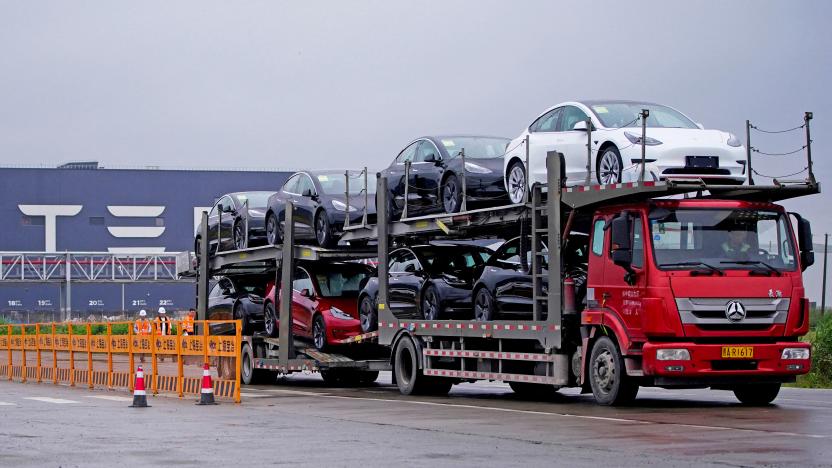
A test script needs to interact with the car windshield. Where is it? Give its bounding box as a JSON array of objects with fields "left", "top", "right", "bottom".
[
  {"left": 235, "top": 279, "right": 266, "bottom": 296},
  {"left": 650, "top": 208, "right": 797, "bottom": 272},
  {"left": 438, "top": 137, "right": 510, "bottom": 159},
  {"left": 588, "top": 102, "right": 698, "bottom": 129},
  {"left": 234, "top": 192, "right": 272, "bottom": 208},
  {"left": 416, "top": 247, "right": 491, "bottom": 273},
  {"left": 313, "top": 266, "right": 372, "bottom": 297},
  {"left": 316, "top": 172, "right": 376, "bottom": 195}
]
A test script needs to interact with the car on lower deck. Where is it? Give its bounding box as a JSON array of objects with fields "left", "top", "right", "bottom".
[
  {"left": 357, "top": 243, "right": 494, "bottom": 331},
  {"left": 206, "top": 275, "right": 267, "bottom": 335},
  {"left": 262, "top": 261, "right": 375, "bottom": 351}
]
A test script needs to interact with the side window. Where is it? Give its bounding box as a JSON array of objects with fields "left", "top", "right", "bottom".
[
  {"left": 390, "top": 250, "right": 418, "bottom": 273},
  {"left": 395, "top": 142, "right": 419, "bottom": 164},
  {"left": 414, "top": 141, "right": 440, "bottom": 163},
  {"left": 388, "top": 250, "right": 407, "bottom": 273},
  {"left": 591, "top": 219, "right": 606, "bottom": 256},
  {"left": 558, "top": 106, "right": 590, "bottom": 132},
  {"left": 209, "top": 283, "right": 222, "bottom": 297},
  {"left": 296, "top": 175, "right": 315, "bottom": 196},
  {"left": 282, "top": 175, "right": 300, "bottom": 194},
  {"left": 530, "top": 108, "right": 562, "bottom": 133},
  {"left": 495, "top": 239, "right": 521, "bottom": 265},
  {"left": 292, "top": 268, "right": 314, "bottom": 292},
  {"left": 209, "top": 202, "right": 219, "bottom": 217},
  {"left": 632, "top": 216, "right": 644, "bottom": 269},
  {"left": 219, "top": 196, "right": 234, "bottom": 213},
  {"left": 219, "top": 278, "right": 235, "bottom": 295}
]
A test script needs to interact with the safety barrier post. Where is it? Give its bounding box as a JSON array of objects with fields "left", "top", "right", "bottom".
[
  {"left": 51, "top": 323, "right": 57, "bottom": 385},
  {"left": 150, "top": 320, "right": 157, "bottom": 395},
  {"left": 7, "top": 325, "right": 12, "bottom": 380},
  {"left": 402, "top": 160, "right": 410, "bottom": 220},
  {"left": 177, "top": 319, "right": 184, "bottom": 398},
  {"left": 585, "top": 118, "right": 593, "bottom": 185},
  {"left": 362, "top": 167, "right": 369, "bottom": 226},
  {"left": 107, "top": 323, "right": 113, "bottom": 389},
  {"left": 36, "top": 323, "right": 42, "bottom": 383},
  {"left": 87, "top": 323, "right": 93, "bottom": 389},
  {"left": 235, "top": 319, "right": 242, "bottom": 404},
  {"left": 523, "top": 135, "right": 530, "bottom": 203},
  {"left": 805, "top": 111, "right": 814, "bottom": 183},
  {"left": 68, "top": 323, "right": 75, "bottom": 387},
  {"left": 128, "top": 323, "right": 134, "bottom": 392},
  {"left": 460, "top": 148, "right": 468, "bottom": 212},
  {"left": 640, "top": 109, "right": 649, "bottom": 183},
  {"left": 21, "top": 324, "right": 27, "bottom": 383},
  {"left": 202, "top": 320, "right": 209, "bottom": 366},
  {"left": 344, "top": 170, "right": 351, "bottom": 229},
  {"left": 746, "top": 119, "right": 754, "bottom": 185}
]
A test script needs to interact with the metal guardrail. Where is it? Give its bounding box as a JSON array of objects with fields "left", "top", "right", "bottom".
[{"left": 0, "top": 252, "right": 191, "bottom": 283}]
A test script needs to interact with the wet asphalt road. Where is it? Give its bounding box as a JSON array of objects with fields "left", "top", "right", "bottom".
[{"left": 1, "top": 373, "right": 830, "bottom": 467}]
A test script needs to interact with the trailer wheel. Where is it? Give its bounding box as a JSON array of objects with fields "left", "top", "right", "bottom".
[
  {"left": 358, "top": 371, "right": 379, "bottom": 385},
  {"left": 241, "top": 342, "right": 269, "bottom": 385},
  {"left": 264, "top": 302, "right": 278, "bottom": 338},
  {"left": 319, "top": 369, "right": 342, "bottom": 386},
  {"left": 589, "top": 336, "right": 638, "bottom": 406},
  {"left": 393, "top": 337, "right": 449, "bottom": 395},
  {"left": 359, "top": 295, "right": 377, "bottom": 333},
  {"left": 508, "top": 381, "right": 559, "bottom": 400},
  {"left": 732, "top": 383, "right": 781, "bottom": 406}
]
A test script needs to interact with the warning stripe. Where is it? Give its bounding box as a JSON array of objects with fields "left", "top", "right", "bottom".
[
  {"left": 92, "top": 370, "right": 108, "bottom": 386},
  {"left": 423, "top": 349, "right": 556, "bottom": 362},
  {"left": 423, "top": 368, "right": 560, "bottom": 384},
  {"left": 56, "top": 368, "right": 71, "bottom": 383},
  {"left": 332, "top": 331, "right": 379, "bottom": 345},
  {"left": 111, "top": 372, "right": 130, "bottom": 389},
  {"left": 73, "top": 369, "right": 89, "bottom": 384},
  {"left": 387, "top": 321, "right": 556, "bottom": 333},
  {"left": 564, "top": 181, "right": 659, "bottom": 193},
  {"left": 25, "top": 366, "right": 38, "bottom": 380},
  {"left": 40, "top": 367, "right": 53, "bottom": 381}
]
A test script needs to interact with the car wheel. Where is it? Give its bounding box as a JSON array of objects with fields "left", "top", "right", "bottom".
[
  {"left": 264, "top": 302, "right": 278, "bottom": 338},
  {"left": 441, "top": 174, "right": 462, "bottom": 214},
  {"left": 473, "top": 288, "right": 495, "bottom": 321},
  {"left": 507, "top": 160, "right": 527, "bottom": 204},
  {"left": 359, "top": 295, "right": 377, "bottom": 333},
  {"left": 315, "top": 210, "right": 335, "bottom": 248},
  {"left": 589, "top": 336, "right": 639, "bottom": 406},
  {"left": 312, "top": 315, "right": 327, "bottom": 351},
  {"left": 421, "top": 285, "right": 441, "bottom": 320},
  {"left": 233, "top": 220, "right": 247, "bottom": 250},
  {"left": 596, "top": 146, "right": 623, "bottom": 185},
  {"left": 733, "top": 383, "right": 781, "bottom": 406},
  {"left": 265, "top": 213, "right": 282, "bottom": 246},
  {"left": 233, "top": 302, "right": 252, "bottom": 336}
]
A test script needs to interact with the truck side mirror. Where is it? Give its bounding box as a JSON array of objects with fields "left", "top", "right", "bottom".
[
  {"left": 610, "top": 214, "right": 633, "bottom": 268},
  {"left": 792, "top": 213, "right": 814, "bottom": 271}
]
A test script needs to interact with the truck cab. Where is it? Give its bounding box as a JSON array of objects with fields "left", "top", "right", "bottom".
[{"left": 581, "top": 198, "right": 814, "bottom": 404}]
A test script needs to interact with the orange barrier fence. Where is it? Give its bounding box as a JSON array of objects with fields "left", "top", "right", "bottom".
[{"left": 0, "top": 320, "right": 242, "bottom": 403}]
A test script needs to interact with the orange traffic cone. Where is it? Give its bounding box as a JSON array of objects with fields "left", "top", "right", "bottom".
[
  {"left": 129, "top": 365, "right": 150, "bottom": 408},
  {"left": 196, "top": 362, "right": 217, "bottom": 405}
]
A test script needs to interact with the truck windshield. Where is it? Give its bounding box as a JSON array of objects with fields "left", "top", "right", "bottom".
[{"left": 650, "top": 208, "right": 796, "bottom": 272}]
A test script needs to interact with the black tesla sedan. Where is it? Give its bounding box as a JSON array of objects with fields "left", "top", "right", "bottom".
[
  {"left": 380, "top": 135, "right": 511, "bottom": 220},
  {"left": 195, "top": 191, "right": 276, "bottom": 256},
  {"left": 357, "top": 244, "right": 493, "bottom": 332},
  {"left": 206, "top": 275, "right": 268, "bottom": 335},
  {"left": 264, "top": 170, "right": 376, "bottom": 248}
]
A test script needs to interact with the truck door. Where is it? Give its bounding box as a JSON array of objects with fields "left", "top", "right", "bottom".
[
  {"left": 586, "top": 217, "right": 607, "bottom": 309},
  {"left": 602, "top": 213, "right": 647, "bottom": 335}
]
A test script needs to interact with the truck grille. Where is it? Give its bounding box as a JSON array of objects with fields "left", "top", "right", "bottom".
[{"left": 675, "top": 297, "right": 789, "bottom": 330}]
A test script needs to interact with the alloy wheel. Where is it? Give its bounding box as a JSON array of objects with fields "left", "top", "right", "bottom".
[
  {"left": 443, "top": 180, "right": 458, "bottom": 213},
  {"left": 508, "top": 164, "right": 526, "bottom": 204},
  {"left": 599, "top": 151, "right": 621, "bottom": 185}
]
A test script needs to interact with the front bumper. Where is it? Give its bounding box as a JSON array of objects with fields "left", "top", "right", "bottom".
[
  {"left": 619, "top": 145, "right": 746, "bottom": 183},
  {"left": 642, "top": 342, "right": 811, "bottom": 381},
  {"left": 324, "top": 314, "right": 363, "bottom": 344}
]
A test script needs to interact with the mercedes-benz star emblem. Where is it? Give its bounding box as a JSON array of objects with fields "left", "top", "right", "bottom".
[{"left": 725, "top": 300, "right": 747, "bottom": 322}]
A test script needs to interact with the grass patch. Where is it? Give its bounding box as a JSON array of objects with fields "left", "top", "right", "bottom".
[{"left": 791, "top": 313, "right": 832, "bottom": 388}]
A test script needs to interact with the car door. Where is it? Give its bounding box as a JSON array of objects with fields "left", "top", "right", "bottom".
[
  {"left": 388, "top": 249, "right": 421, "bottom": 319},
  {"left": 555, "top": 105, "right": 593, "bottom": 184},
  {"left": 385, "top": 142, "right": 419, "bottom": 216},
  {"left": 488, "top": 238, "right": 533, "bottom": 313},
  {"left": 215, "top": 277, "right": 236, "bottom": 318},
  {"left": 206, "top": 202, "right": 221, "bottom": 252},
  {"left": 410, "top": 140, "right": 445, "bottom": 213},
  {"left": 217, "top": 195, "right": 236, "bottom": 251},
  {"left": 293, "top": 174, "right": 318, "bottom": 239},
  {"left": 526, "top": 107, "right": 562, "bottom": 185},
  {"left": 292, "top": 267, "right": 317, "bottom": 336},
  {"left": 601, "top": 214, "right": 647, "bottom": 334}
]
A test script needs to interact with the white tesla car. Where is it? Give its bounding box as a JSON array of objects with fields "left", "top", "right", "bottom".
[{"left": 503, "top": 100, "right": 747, "bottom": 203}]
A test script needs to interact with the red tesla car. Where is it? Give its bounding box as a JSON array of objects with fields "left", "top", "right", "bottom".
[{"left": 262, "top": 261, "right": 375, "bottom": 350}]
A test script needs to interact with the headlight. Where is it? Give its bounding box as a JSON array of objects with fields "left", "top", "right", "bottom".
[
  {"left": 781, "top": 348, "right": 810, "bottom": 360},
  {"left": 656, "top": 348, "right": 691, "bottom": 361},
  {"left": 464, "top": 161, "right": 492, "bottom": 174},
  {"left": 331, "top": 200, "right": 357, "bottom": 212},
  {"left": 329, "top": 306, "right": 354, "bottom": 320},
  {"left": 726, "top": 133, "right": 742, "bottom": 147},
  {"left": 624, "top": 131, "right": 662, "bottom": 146}
]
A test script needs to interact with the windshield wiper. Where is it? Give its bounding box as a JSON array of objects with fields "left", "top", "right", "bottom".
[
  {"left": 658, "top": 261, "right": 723, "bottom": 275},
  {"left": 719, "top": 260, "right": 781, "bottom": 276}
]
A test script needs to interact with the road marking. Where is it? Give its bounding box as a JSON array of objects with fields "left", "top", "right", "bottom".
[
  {"left": 24, "top": 397, "right": 79, "bottom": 404},
  {"left": 239, "top": 392, "right": 270, "bottom": 398},
  {"left": 0, "top": 401, "right": 16, "bottom": 406},
  {"left": 85, "top": 395, "right": 134, "bottom": 402}
]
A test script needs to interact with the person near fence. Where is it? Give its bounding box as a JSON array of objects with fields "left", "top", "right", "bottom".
[
  {"left": 182, "top": 309, "right": 195, "bottom": 336},
  {"left": 134, "top": 309, "right": 151, "bottom": 363},
  {"left": 155, "top": 307, "right": 173, "bottom": 362}
]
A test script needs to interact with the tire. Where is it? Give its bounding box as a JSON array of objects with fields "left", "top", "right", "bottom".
[
  {"left": 358, "top": 371, "right": 379, "bottom": 385},
  {"left": 509, "top": 381, "right": 559, "bottom": 400},
  {"left": 319, "top": 369, "right": 342, "bottom": 386},
  {"left": 473, "top": 287, "right": 496, "bottom": 322},
  {"left": 733, "top": 383, "right": 781, "bottom": 406},
  {"left": 421, "top": 285, "right": 441, "bottom": 321},
  {"left": 441, "top": 174, "right": 462, "bottom": 214},
  {"left": 233, "top": 220, "right": 247, "bottom": 250},
  {"left": 241, "top": 342, "right": 269, "bottom": 385},
  {"left": 359, "top": 295, "right": 377, "bottom": 333},
  {"left": 596, "top": 146, "right": 623, "bottom": 185},
  {"left": 233, "top": 302, "right": 252, "bottom": 336},
  {"left": 265, "top": 212, "right": 282, "bottom": 246},
  {"left": 264, "top": 302, "right": 278, "bottom": 338},
  {"left": 315, "top": 210, "right": 335, "bottom": 248},
  {"left": 589, "top": 336, "right": 639, "bottom": 406},
  {"left": 312, "top": 315, "right": 328, "bottom": 352},
  {"left": 393, "top": 337, "right": 450, "bottom": 396},
  {"left": 506, "top": 160, "right": 527, "bottom": 204}
]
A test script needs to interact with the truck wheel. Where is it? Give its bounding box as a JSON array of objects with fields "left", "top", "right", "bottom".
[
  {"left": 264, "top": 302, "right": 278, "bottom": 338},
  {"left": 358, "top": 371, "right": 379, "bottom": 385},
  {"left": 732, "top": 383, "right": 781, "bottom": 406},
  {"left": 359, "top": 295, "right": 377, "bottom": 333},
  {"left": 589, "top": 336, "right": 638, "bottom": 406},
  {"left": 319, "top": 369, "right": 342, "bottom": 386},
  {"left": 394, "top": 337, "right": 429, "bottom": 395},
  {"left": 509, "top": 381, "right": 559, "bottom": 400},
  {"left": 241, "top": 342, "right": 269, "bottom": 385}
]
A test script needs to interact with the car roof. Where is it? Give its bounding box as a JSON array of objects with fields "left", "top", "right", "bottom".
[{"left": 578, "top": 99, "right": 662, "bottom": 107}]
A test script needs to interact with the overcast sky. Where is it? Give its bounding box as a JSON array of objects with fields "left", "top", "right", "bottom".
[{"left": 1, "top": 2, "right": 831, "bottom": 237}]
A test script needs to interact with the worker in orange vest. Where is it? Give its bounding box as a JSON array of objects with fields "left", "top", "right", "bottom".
[
  {"left": 154, "top": 307, "right": 173, "bottom": 362},
  {"left": 133, "top": 309, "right": 151, "bottom": 363},
  {"left": 182, "top": 309, "right": 196, "bottom": 336}
]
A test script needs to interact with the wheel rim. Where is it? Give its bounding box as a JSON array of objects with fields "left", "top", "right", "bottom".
[
  {"left": 266, "top": 216, "right": 278, "bottom": 245},
  {"left": 234, "top": 223, "right": 245, "bottom": 250},
  {"left": 313, "top": 320, "right": 325, "bottom": 349},
  {"left": 474, "top": 291, "right": 489, "bottom": 321},
  {"left": 599, "top": 151, "right": 620, "bottom": 184},
  {"left": 243, "top": 352, "right": 252, "bottom": 380},
  {"left": 443, "top": 180, "right": 458, "bottom": 213},
  {"left": 315, "top": 215, "right": 328, "bottom": 245},
  {"left": 423, "top": 289, "right": 438, "bottom": 320},
  {"left": 508, "top": 165, "right": 526, "bottom": 204},
  {"left": 360, "top": 299, "right": 374, "bottom": 331},
  {"left": 265, "top": 304, "right": 275, "bottom": 335},
  {"left": 593, "top": 349, "right": 616, "bottom": 394}
]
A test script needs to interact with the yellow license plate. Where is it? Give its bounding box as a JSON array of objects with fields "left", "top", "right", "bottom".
[{"left": 721, "top": 346, "right": 754, "bottom": 359}]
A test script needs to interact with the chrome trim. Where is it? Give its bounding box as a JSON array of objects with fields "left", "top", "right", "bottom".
[{"left": 675, "top": 297, "right": 789, "bottom": 325}]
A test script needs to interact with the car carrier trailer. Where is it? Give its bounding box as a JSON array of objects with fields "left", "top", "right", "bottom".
[{"left": 188, "top": 150, "right": 819, "bottom": 405}]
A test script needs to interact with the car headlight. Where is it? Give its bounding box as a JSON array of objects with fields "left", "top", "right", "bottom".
[
  {"left": 329, "top": 306, "right": 354, "bottom": 320},
  {"left": 624, "top": 131, "right": 662, "bottom": 146},
  {"left": 464, "top": 161, "right": 492, "bottom": 174},
  {"left": 656, "top": 348, "right": 691, "bottom": 361},
  {"left": 781, "top": 348, "right": 810, "bottom": 360},
  {"left": 726, "top": 133, "right": 742, "bottom": 147},
  {"left": 331, "top": 200, "right": 357, "bottom": 212}
]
